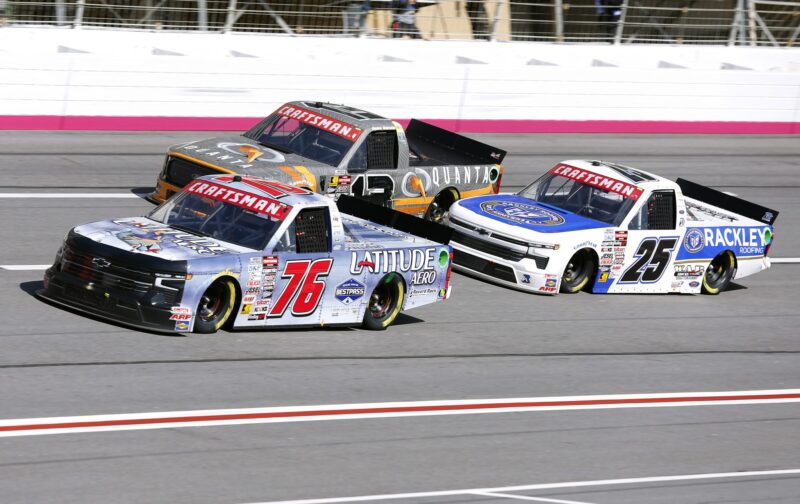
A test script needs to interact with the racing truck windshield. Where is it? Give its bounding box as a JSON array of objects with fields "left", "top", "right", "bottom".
[
  {"left": 245, "top": 105, "right": 362, "bottom": 166},
  {"left": 147, "top": 192, "right": 283, "bottom": 251},
  {"left": 519, "top": 165, "right": 640, "bottom": 226}
]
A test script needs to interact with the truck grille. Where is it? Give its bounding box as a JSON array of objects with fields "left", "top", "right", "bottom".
[
  {"left": 451, "top": 230, "right": 526, "bottom": 262},
  {"left": 453, "top": 250, "right": 517, "bottom": 283},
  {"left": 60, "top": 242, "right": 178, "bottom": 304},
  {"left": 164, "top": 157, "right": 225, "bottom": 188}
]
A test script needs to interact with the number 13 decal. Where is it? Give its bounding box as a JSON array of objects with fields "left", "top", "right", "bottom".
[
  {"left": 269, "top": 258, "right": 333, "bottom": 317},
  {"left": 620, "top": 237, "right": 678, "bottom": 284}
]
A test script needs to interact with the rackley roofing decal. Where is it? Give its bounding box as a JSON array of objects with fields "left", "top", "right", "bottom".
[
  {"left": 550, "top": 164, "right": 644, "bottom": 201},
  {"left": 276, "top": 104, "right": 362, "bottom": 142},
  {"left": 184, "top": 180, "right": 292, "bottom": 220}
]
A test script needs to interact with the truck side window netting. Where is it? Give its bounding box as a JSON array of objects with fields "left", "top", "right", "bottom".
[
  {"left": 295, "top": 208, "right": 330, "bottom": 253},
  {"left": 367, "top": 131, "right": 398, "bottom": 170},
  {"left": 630, "top": 190, "right": 676, "bottom": 230}
]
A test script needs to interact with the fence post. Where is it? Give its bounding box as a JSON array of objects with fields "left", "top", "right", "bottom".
[
  {"left": 197, "top": 0, "right": 208, "bottom": 31},
  {"left": 73, "top": 0, "right": 85, "bottom": 28},
  {"left": 554, "top": 0, "right": 564, "bottom": 43},
  {"left": 614, "top": 0, "right": 628, "bottom": 45}
]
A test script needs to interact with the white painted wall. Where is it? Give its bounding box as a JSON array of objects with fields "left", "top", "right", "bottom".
[{"left": 1, "top": 26, "right": 799, "bottom": 122}]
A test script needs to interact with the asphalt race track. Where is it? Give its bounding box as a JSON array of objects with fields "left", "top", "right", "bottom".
[{"left": 1, "top": 133, "right": 799, "bottom": 504}]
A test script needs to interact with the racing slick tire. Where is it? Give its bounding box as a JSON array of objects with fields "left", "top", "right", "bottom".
[
  {"left": 560, "top": 249, "right": 596, "bottom": 294},
  {"left": 424, "top": 188, "right": 459, "bottom": 223},
  {"left": 702, "top": 251, "right": 736, "bottom": 295},
  {"left": 194, "top": 278, "right": 238, "bottom": 333},
  {"left": 363, "top": 273, "right": 404, "bottom": 330}
]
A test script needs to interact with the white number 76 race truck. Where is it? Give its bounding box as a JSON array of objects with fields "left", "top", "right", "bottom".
[
  {"left": 446, "top": 160, "right": 778, "bottom": 295},
  {"left": 38, "top": 175, "right": 453, "bottom": 333}
]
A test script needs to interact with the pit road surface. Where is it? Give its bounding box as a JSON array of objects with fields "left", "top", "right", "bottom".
[{"left": 1, "top": 133, "right": 798, "bottom": 503}]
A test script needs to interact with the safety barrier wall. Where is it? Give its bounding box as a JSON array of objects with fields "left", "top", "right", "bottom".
[{"left": 1, "top": 27, "right": 799, "bottom": 133}]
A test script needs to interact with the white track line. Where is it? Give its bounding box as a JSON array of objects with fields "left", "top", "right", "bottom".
[
  {"left": 1, "top": 389, "right": 800, "bottom": 438},
  {"left": 0, "top": 193, "right": 140, "bottom": 198},
  {"left": 770, "top": 258, "right": 800, "bottom": 263},
  {"left": 471, "top": 491, "right": 594, "bottom": 504},
  {"left": 244, "top": 469, "right": 800, "bottom": 504}
]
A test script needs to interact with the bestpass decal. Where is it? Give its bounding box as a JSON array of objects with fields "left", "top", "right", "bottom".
[
  {"left": 276, "top": 104, "right": 362, "bottom": 141},
  {"left": 184, "top": 180, "right": 292, "bottom": 220},
  {"left": 349, "top": 248, "right": 437, "bottom": 275},
  {"left": 550, "top": 164, "right": 644, "bottom": 201},
  {"left": 479, "top": 200, "right": 565, "bottom": 226},
  {"left": 335, "top": 279, "right": 366, "bottom": 305},
  {"left": 683, "top": 226, "right": 772, "bottom": 256}
]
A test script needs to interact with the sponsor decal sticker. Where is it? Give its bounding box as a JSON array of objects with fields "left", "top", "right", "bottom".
[
  {"left": 349, "top": 248, "right": 436, "bottom": 275},
  {"left": 169, "top": 306, "right": 192, "bottom": 321},
  {"left": 183, "top": 180, "right": 292, "bottom": 220},
  {"left": 411, "top": 270, "right": 437, "bottom": 285},
  {"left": 334, "top": 279, "right": 366, "bottom": 305},
  {"left": 276, "top": 104, "right": 362, "bottom": 141},
  {"left": 479, "top": 201, "right": 565, "bottom": 226},
  {"left": 550, "top": 164, "right": 644, "bottom": 201},
  {"left": 683, "top": 228, "right": 705, "bottom": 253}
]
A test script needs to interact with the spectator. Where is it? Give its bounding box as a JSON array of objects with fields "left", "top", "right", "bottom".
[
  {"left": 391, "top": 0, "right": 422, "bottom": 39},
  {"left": 464, "top": 1, "right": 489, "bottom": 41},
  {"left": 595, "top": 0, "right": 623, "bottom": 40},
  {"left": 343, "top": 0, "right": 371, "bottom": 37}
]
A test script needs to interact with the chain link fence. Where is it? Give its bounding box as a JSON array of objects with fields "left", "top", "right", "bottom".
[{"left": 1, "top": 0, "right": 798, "bottom": 46}]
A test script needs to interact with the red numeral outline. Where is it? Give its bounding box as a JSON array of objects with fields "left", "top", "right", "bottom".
[{"left": 269, "top": 258, "right": 333, "bottom": 318}]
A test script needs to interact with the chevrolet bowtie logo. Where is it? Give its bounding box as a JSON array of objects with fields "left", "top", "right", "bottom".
[
  {"left": 239, "top": 145, "right": 263, "bottom": 163},
  {"left": 92, "top": 257, "right": 111, "bottom": 268}
]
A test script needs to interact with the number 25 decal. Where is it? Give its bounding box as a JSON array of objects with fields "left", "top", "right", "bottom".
[
  {"left": 269, "top": 258, "right": 333, "bottom": 317},
  {"left": 620, "top": 237, "right": 678, "bottom": 284}
]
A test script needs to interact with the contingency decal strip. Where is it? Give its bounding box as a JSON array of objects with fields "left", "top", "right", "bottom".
[{"left": 1, "top": 389, "right": 799, "bottom": 437}]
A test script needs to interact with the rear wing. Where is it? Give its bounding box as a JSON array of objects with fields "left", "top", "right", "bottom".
[
  {"left": 676, "top": 178, "right": 779, "bottom": 226},
  {"left": 406, "top": 119, "right": 506, "bottom": 165},
  {"left": 336, "top": 195, "right": 452, "bottom": 245}
]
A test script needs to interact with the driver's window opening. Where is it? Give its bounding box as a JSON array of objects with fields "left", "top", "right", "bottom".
[
  {"left": 630, "top": 190, "right": 676, "bottom": 230},
  {"left": 295, "top": 208, "right": 330, "bottom": 254}
]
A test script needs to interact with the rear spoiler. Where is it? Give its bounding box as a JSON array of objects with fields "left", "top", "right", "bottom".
[
  {"left": 406, "top": 119, "right": 507, "bottom": 165},
  {"left": 336, "top": 195, "right": 452, "bottom": 245},
  {"left": 676, "top": 178, "right": 779, "bottom": 226}
]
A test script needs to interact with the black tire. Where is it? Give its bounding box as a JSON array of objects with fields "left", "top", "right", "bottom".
[
  {"left": 560, "top": 249, "right": 596, "bottom": 294},
  {"left": 193, "top": 278, "right": 237, "bottom": 333},
  {"left": 363, "top": 274, "right": 404, "bottom": 330},
  {"left": 424, "top": 188, "right": 459, "bottom": 223},
  {"left": 702, "top": 251, "right": 736, "bottom": 295}
]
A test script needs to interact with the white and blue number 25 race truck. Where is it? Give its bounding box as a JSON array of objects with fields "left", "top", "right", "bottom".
[
  {"left": 447, "top": 160, "right": 778, "bottom": 295},
  {"left": 38, "top": 175, "right": 453, "bottom": 333}
]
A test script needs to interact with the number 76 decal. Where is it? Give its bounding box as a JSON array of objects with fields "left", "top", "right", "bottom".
[
  {"left": 619, "top": 237, "right": 678, "bottom": 284},
  {"left": 270, "top": 258, "right": 333, "bottom": 317}
]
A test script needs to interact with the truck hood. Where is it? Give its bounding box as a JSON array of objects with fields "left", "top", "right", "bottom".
[
  {"left": 74, "top": 217, "right": 246, "bottom": 261},
  {"left": 454, "top": 194, "right": 608, "bottom": 234},
  {"left": 170, "top": 136, "right": 332, "bottom": 179}
]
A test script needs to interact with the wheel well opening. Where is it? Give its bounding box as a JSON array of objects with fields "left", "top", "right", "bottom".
[{"left": 382, "top": 272, "right": 407, "bottom": 310}]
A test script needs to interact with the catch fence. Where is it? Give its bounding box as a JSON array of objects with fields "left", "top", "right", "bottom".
[{"left": 1, "top": 0, "right": 798, "bottom": 46}]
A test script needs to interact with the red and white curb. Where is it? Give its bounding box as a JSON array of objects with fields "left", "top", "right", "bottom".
[
  {"left": 2, "top": 389, "right": 800, "bottom": 438},
  {"left": 244, "top": 468, "right": 800, "bottom": 504}
]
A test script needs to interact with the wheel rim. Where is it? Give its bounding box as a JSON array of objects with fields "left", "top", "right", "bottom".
[
  {"left": 705, "top": 253, "right": 731, "bottom": 289},
  {"left": 199, "top": 283, "right": 226, "bottom": 321},
  {"left": 368, "top": 282, "right": 393, "bottom": 319},
  {"left": 563, "top": 252, "right": 587, "bottom": 287}
]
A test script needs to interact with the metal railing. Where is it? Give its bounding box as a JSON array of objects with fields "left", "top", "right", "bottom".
[{"left": 1, "top": 0, "right": 798, "bottom": 46}]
